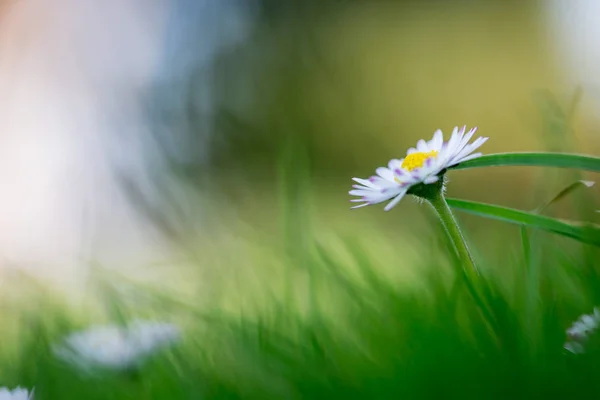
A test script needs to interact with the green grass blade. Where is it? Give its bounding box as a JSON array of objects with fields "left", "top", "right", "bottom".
[
  {"left": 536, "top": 180, "right": 595, "bottom": 214},
  {"left": 449, "top": 152, "right": 600, "bottom": 173},
  {"left": 521, "top": 179, "right": 594, "bottom": 350},
  {"left": 446, "top": 198, "right": 600, "bottom": 246},
  {"left": 520, "top": 225, "right": 531, "bottom": 269}
]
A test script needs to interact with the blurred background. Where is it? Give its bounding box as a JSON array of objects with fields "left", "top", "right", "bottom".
[{"left": 0, "top": 0, "right": 598, "bottom": 307}]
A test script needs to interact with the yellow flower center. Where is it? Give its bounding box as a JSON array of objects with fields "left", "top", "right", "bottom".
[{"left": 401, "top": 150, "right": 438, "bottom": 172}]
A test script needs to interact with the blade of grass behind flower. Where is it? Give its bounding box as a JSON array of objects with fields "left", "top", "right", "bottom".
[
  {"left": 520, "top": 180, "right": 595, "bottom": 353},
  {"left": 447, "top": 198, "right": 600, "bottom": 247},
  {"left": 450, "top": 152, "right": 600, "bottom": 173},
  {"left": 521, "top": 179, "right": 596, "bottom": 281},
  {"left": 534, "top": 180, "right": 595, "bottom": 214},
  {"left": 520, "top": 89, "right": 588, "bottom": 323}
]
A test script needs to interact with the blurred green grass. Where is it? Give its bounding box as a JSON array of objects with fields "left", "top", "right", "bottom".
[
  {"left": 3, "top": 117, "right": 600, "bottom": 398},
  {"left": 2, "top": 188, "right": 599, "bottom": 398},
  {"left": 2, "top": 1, "right": 600, "bottom": 398}
]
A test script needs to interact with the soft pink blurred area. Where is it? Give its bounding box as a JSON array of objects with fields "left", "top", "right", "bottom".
[{"left": 0, "top": 0, "right": 182, "bottom": 289}]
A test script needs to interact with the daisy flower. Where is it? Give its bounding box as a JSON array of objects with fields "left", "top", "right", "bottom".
[
  {"left": 350, "top": 126, "right": 488, "bottom": 211},
  {"left": 564, "top": 307, "right": 600, "bottom": 354},
  {"left": 0, "top": 387, "right": 33, "bottom": 400},
  {"left": 53, "top": 320, "right": 180, "bottom": 373}
]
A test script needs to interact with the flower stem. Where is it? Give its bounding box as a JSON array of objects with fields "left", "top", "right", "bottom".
[
  {"left": 427, "top": 189, "right": 480, "bottom": 281},
  {"left": 427, "top": 188, "right": 496, "bottom": 327}
]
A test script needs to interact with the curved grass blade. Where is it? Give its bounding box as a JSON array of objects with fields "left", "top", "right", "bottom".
[
  {"left": 535, "top": 180, "right": 595, "bottom": 213},
  {"left": 450, "top": 152, "right": 600, "bottom": 173},
  {"left": 521, "top": 179, "right": 595, "bottom": 345},
  {"left": 446, "top": 198, "right": 600, "bottom": 247},
  {"left": 521, "top": 179, "right": 596, "bottom": 268}
]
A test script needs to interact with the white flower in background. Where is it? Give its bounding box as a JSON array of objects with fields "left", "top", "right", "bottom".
[
  {"left": 54, "top": 325, "right": 141, "bottom": 371},
  {"left": 564, "top": 307, "right": 600, "bottom": 354},
  {"left": 0, "top": 387, "right": 33, "bottom": 400},
  {"left": 126, "top": 320, "right": 181, "bottom": 355},
  {"left": 350, "top": 126, "right": 488, "bottom": 211},
  {"left": 53, "top": 320, "right": 180, "bottom": 373}
]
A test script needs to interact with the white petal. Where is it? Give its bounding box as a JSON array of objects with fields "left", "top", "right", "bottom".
[
  {"left": 388, "top": 159, "right": 403, "bottom": 170},
  {"left": 412, "top": 170, "right": 429, "bottom": 183},
  {"left": 450, "top": 127, "right": 466, "bottom": 153},
  {"left": 423, "top": 175, "right": 439, "bottom": 184},
  {"left": 366, "top": 195, "right": 397, "bottom": 205},
  {"left": 582, "top": 315, "right": 597, "bottom": 328},
  {"left": 406, "top": 147, "right": 418, "bottom": 155},
  {"left": 455, "top": 127, "right": 477, "bottom": 154},
  {"left": 351, "top": 183, "right": 369, "bottom": 189},
  {"left": 351, "top": 202, "right": 370, "bottom": 209},
  {"left": 352, "top": 177, "right": 377, "bottom": 189},
  {"left": 376, "top": 167, "right": 395, "bottom": 182},
  {"left": 383, "top": 189, "right": 408, "bottom": 211},
  {"left": 571, "top": 321, "right": 588, "bottom": 333},
  {"left": 453, "top": 152, "right": 482, "bottom": 164},
  {"left": 3, "top": 388, "right": 32, "bottom": 400},
  {"left": 469, "top": 135, "right": 489, "bottom": 151},
  {"left": 441, "top": 128, "right": 463, "bottom": 164},
  {"left": 369, "top": 176, "right": 400, "bottom": 188},
  {"left": 392, "top": 162, "right": 409, "bottom": 178},
  {"left": 376, "top": 186, "right": 404, "bottom": 200},
  {"left": 564, "top": 341, "right": 585, "bottom": 354},
  {"left": 422, "top": 155, "right": 438, "bottom": 170},
  {"left": 350, "top": 183, "right": 403, "bottom": 205},
  {"left": 416, "top": 139, "right": 429, "bottom": 152},
  {"left": 448, "top": 137, "right": 488, "bottom": 165},
  {"left": 349, "top": 189, "right": 374, "bottom": 196},
  {"left": 459, "top": 135, "right": 488, "bottom": 156},
  {"left": 429, "top": 129, "right": 444, "bottom": 151},
  {"left": 395, "top": 174, "right": 418, "bottom": 187}
]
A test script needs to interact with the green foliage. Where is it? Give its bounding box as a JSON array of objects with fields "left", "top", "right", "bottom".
[
  {"left": 7, "top": 216, "right": 600, "bottom": 398},
  {"left": 446, "top": 198, "right": 600, "bottom": 246},
  {"left": 5, "top": 85, "right": 600, "bottom": 398},
  {"left": 451, "top": 152, "right": 600, "bottom": 173},
  {"left": 6, "top": 143, "right": 600, "bottom": 399}
]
